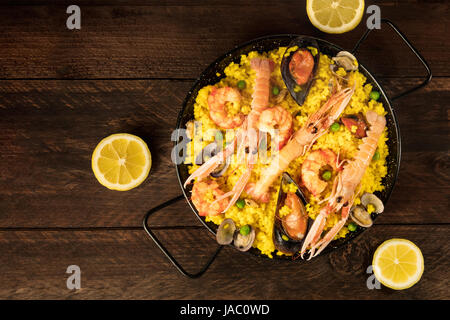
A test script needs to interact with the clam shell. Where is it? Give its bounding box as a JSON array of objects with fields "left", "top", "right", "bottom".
[
  {"left": 360, "top": 193, "right": 384, "bottom": 214},
  {"left": 216, "top": 218, "right": 236, "bottom": 245},
  {"left": 350, "top": 206, "right": 373, "bottom": 228},
  {"left": 233, "top": 226, "right": 255, "bottom": 252},
  {"left": 332, "top": 51, "right": 358, "bottom": 72}
]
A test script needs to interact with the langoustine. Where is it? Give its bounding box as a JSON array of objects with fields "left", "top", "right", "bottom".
[
  {"left": 300, "top": 110, "right": 386, "bottom": 259},
  {"left": 213, "top": 58, "right": 275, "bottom": 212}
]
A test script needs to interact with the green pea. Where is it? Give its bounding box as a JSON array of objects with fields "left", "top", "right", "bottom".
[
  {"left": 237, "top": 80, "right": 246, "bottom": 90},
  {"left": 240, "top": 225, "right": 250, "bottom": 236},
  {"left": 348, "top": 222, "right": 357, "bottom": 232},
  {"left": 236, "top": 199, "right": 246, "bottom": 209},
  {"left": 370, "top": 91, "right": 380, "bottom": 101},
  {"left": 373, "top": 151, "right": 380, "bottom": 161},
  {"left": 215, "top": 130, "right": 223, "bottom": 141},
  {"left": 322, "top": 171, "right": 332, "bottom": 181},
  {"left": 272, "top": 86, "right": 280, "bottom": 95},
  {"left": 330, "top": 122, "right": 340, "bottom": 132}
]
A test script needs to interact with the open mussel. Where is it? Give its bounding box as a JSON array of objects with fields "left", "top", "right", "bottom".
[
  {"left": 194, "top": 141, "right": 230, "bottom": 177},
  {"left": 281, "top": 36, "right": 320, "bottom": 106},
  {"left": 272, "top": 172, "right": 311, "bottom": 254}
]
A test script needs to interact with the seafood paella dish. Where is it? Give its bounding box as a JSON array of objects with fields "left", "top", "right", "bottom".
[{"left": 183, "top": 37, "right": 388, "bottom": 259}]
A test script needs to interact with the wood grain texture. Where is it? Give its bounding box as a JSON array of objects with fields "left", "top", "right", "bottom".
[
  {"left": 0, "top": 226, "right": 448, "bottom": 300},
  {"left": 0, "top": 0, "right": 448, "bottom": 300},
  {"left": 0, "top": 0, "right": 448, "bottom": 79},
  {"left": 0, "top": 79, "right": 448, "bottom": 228}
]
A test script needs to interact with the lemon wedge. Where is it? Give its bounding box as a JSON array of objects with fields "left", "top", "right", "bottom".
[
  {"left": 91, "top": 133, "right": 151, "bottom": 191},
  {"left": 306, "top": 0, "right": 365, "bottom": 34},
  {"left": 373, "top": 239, "right": 424, "bottom": 290}
]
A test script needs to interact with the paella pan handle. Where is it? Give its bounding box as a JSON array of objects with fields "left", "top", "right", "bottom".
[
  {"left": 351, "top": 18, "right": 432, "bottom": 101},
  {"left": 143, "top": 195, "right": 222, "bottom": 278}
]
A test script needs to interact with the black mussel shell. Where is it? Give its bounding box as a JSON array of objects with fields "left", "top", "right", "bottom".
[
  {"left": 281, "top": 36, "right": 320, "bottom": 106},
  {"left": 272, "top": 173, "right": 311, "bottom": 255}
]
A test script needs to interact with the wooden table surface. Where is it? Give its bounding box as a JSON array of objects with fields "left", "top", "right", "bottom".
[{"left": 0, "top": 0, "right": 448, "bottom": 300}]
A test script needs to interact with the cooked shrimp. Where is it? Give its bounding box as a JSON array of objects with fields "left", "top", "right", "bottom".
[
  {"left": 258, "top": 106, "right": 293, "bottom": 150},
  {"left": 301, "top": 110, "right": 386, "bottom": 259},
  {"left": 191, "top": 180, "right": 230, "bottom": 216},
  {"left": 289, "top": 50, "right": 315, "bottom": 85},
  {"left": 248, "top": 82, "right": 355, "bottom": 202},
  {"left": 282, "top": 192, "right": 308, "bottom": 240},
  {"left": 208, "top": 87, "right": 245, "bottom": 129},
  {"left": 301, "top": 149, "right": 338, "bottom": 197}
]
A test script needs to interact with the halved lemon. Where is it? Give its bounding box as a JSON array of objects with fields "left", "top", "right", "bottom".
[
  {"left": 306, "top": 0, "right": 365, "bottom": 34},
  {"left": 373, "top": 239, "right": 424, "bottom": 290},
  {"left": 91, "top": 133, "right": 151, "bottom": 191}
]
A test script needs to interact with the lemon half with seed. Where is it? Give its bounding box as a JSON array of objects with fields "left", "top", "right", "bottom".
[
  {"left": 307, "top": 0, "right": 365, "bottom": 34},
  {"left": 91, "top": 133, "right": 151, "bottom": 191},
  {"left": 373, "top": 239, "right": 424, "bottom": 290}
]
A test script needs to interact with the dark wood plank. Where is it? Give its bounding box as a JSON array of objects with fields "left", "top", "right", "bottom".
[
  {"left": 0, "top": 80, "right": 199, "bottom": 228},
  {"left": 0, "top": 225, "right": 448, "bottom": 299},
  {"left": 0, "top": 0, "right": 448, "bottom": 79},
  {"left": 0, "top": 78, "right": 448, "bottom": 227}
]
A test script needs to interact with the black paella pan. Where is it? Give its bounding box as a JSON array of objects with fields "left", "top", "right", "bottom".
[{"left": 144, "top": 19, "right": 431, "bottom": 278}]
